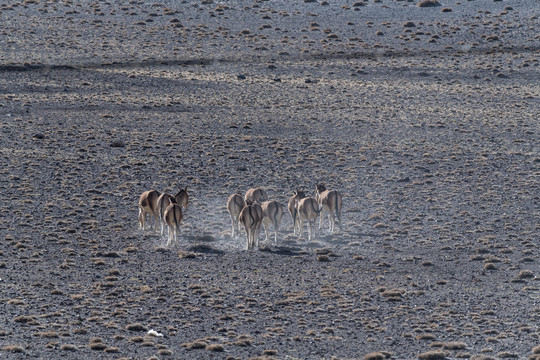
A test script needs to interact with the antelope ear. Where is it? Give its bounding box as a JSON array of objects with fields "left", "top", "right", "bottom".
[{"left": 184, "top": 186, "right": 188, "bottom": 192}]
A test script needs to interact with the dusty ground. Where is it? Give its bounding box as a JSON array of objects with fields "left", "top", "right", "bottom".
[{"left": 0, "top": 0, "right": 539, "bottom": 359}]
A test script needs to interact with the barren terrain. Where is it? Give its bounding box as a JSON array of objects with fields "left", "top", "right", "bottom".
[{"left": 0, "top": 0, "right": 539, "bottom": 359}]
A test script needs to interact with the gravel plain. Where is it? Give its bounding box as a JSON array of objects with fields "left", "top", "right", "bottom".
[{"left": 0, "top": 0, "right": 539, "bottom": 359}]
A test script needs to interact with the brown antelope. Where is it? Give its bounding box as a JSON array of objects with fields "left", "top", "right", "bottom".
[
  {"left": 164, "top": 200, "right": 183, "bottom": 246},
  {"left": 244, "top": 187, "right": 267, "bottom": 203},
  {"left": 239, "top": 200, "right": 263, "bottom": 250},
  {"left": 296, "top": 195, "right": 321, "bottom": 241},
  {"left": 315, "top": 184, "right": 343, "bottom": 233},
  {"left": 227, "top": 193, "right": 245, "bottom": 238},
  {"left": 157, "top": 187, "right": 189, "bottom": 235},
  {"left": 261, "top": 200, "right": 284, "bottom": 244},
  {"left": 288, "top": 190, "right": 306, "bottom": 236},
  {"left": 138, "top": 190, "right": 161, "bottom": 232}
]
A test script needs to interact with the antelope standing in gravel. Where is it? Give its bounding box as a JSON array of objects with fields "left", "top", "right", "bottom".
[
  {"left": 261, "top": 200, "right": 284, "bottom": 244},
  {"left": 138, "top": 190, "right": 161, "bottom": 232},
  {"left": 239, "top": 200, "right": 263, "bottom": 250},
  {"left": 227, "top": 193, "right": 245, "bottom": 238},
  {"left": 288, "top": 190, "right": 306, "bottom": 236},
  {"left": 295, "top": 193, "right": 321, "bottom": 242},
  {"left": 164, "top": 200, "right": 183, "bottom": 246},
  {"left": 157, "top": 187, "right": 189, "bottom": 236},
  {"left": 244, "top": 187, "right": 267, "bottom": 203},
  {"left": 315, "top": 184, "right": 343, "bottom": 233}
]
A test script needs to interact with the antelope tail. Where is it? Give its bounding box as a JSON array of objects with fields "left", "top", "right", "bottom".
[
  {"left": 158, "top": 199, "right": 163, "bottom": 220},
  {"left": 174, "top": 206, "right": 180, "bottom": 231},
  {"left": 335, "top": 193, "right": 339, "bottom": 218},
  {"left": 311, "top": 200, "right": 322, "bottom": 215},
  {"left": 248, "top": 206, "right": 255, "bottom": 229}
]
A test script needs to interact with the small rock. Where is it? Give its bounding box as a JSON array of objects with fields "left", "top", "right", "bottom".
[
  {"left": 417, "top": 0, "right": 441, "bottom": 7},
  {"left": 110, "top": 140, "right": 125, "bottom": 148},
  {"left": 126, "top": 323, "right": 148, "bottom": 332}
]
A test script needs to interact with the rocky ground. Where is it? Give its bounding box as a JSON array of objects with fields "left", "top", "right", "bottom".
[{"left": 0, "top": 0, "right": 539, "bottom": 359}]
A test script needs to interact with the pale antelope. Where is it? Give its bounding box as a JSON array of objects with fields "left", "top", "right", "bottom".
[
  {"left": 244, "top": 187, "right": 267, "bottom": 203},
  {"left": 157, "top": 187, "right": 189, "bottom": 235},
  {"left": 239, "top": 201, "right": 263, "bottom": 250},
  {"left": 164, "top": 200, "right": 183, "bottom": 246},
  {"left": 138, "top": 190, "right": 161, "bottom": 232},
  {"left": 296, "top": 196, "right": 321, "bottom": 241},
  {"left": 261, "top": 200, "right": 284, "bottom": 244},
  {"left": 315, "top": 184, "right": 343, "bottom": 233},
  {"left": 227, "top": 193, "right": 245, "bottom": 238},
  {"left": 288, "top": 190, "right": 306, "bottom": 236}
]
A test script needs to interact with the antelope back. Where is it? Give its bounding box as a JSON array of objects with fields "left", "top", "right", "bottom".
[
  {"left": 288, "top": 195, "right": 296, "bottom": 214},
  {"left": 289, "top": 190, "right": 305, "bottom": 214},
  {"left": 298, "top": 197, "right": 320, "bottom": 221},
  {"left": 245, "top": 188, "right": 267, "bottom": 203},
  {"left": 158, "top": 193, "right": 175, "bottom": 217},
  {"left": 140, "top": 190, "right": 160, "bottom": 212},
  {"left": 240, "top": 204, "right": 262, "bottom": 229},
  {"left": 227, "top": 193, "right": 245, "bottom": 215},
  {"left": 262, "top": 201, "right": 283, "bottom": 223},
  {"left": 164, "top": 203, "right": 183, "bottom": 227},
  {"left": 322, "top": 190, "right": 342, "bottom": 212},
  {"left": 253, "top": 202, "right": 263, "bottom": 220}
]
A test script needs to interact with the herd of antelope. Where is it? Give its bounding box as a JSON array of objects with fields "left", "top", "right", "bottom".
[
  {"left": 138, "top": 187, "right": 189, "bottom": 246},
  {"left": 138, "top": 184, "right": 342, "bottom": 250}
]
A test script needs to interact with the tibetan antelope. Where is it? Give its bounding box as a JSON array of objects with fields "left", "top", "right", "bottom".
[
  {"left": 244, "top": 187, "right": 267, "bottom": 203},
  {"left": 227, "top": 193, "right": 245, "bottom": 238},
  {"left": 261, "top": 200, "right": 284, "bottom": 244},
  {"left": 157, "top": 187, "right": 189, "bottom": 236},
  {"left": 138, "top": 190, "right": 161, "bottom": 232},
  {"left": 239, "top": 200, "right": 263, "bottom": 250},
  {"left": 296, "top": 195, "right": 321, "bottom": 242},
  {"left": 164, "top": 200, "right": 183, "bottom": 246},
  {"left": 315, "top": 184, "right": 343, "bottom": 233},
  {"left": 288, "top": 190, "right": 306, "bottom": 236}
]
